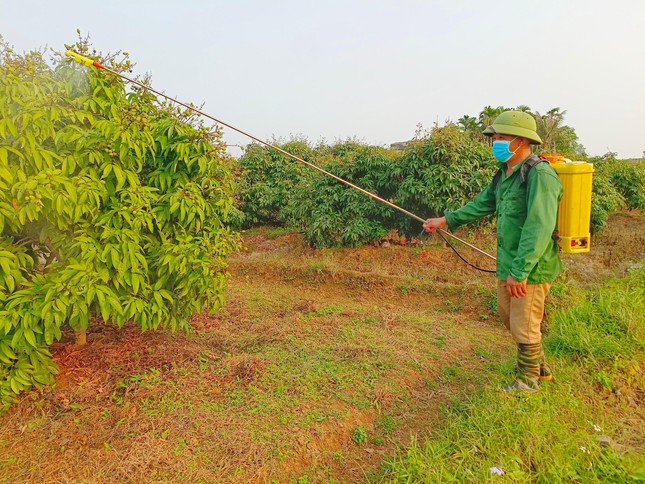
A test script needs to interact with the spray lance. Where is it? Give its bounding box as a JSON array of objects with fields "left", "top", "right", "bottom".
[{"left": 65, "top": 50, "right": 496, "bottom": 272}]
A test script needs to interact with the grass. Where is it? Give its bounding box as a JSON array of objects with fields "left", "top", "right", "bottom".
[
  {"left": 0, "top": 226, "right": 498, "bottom": 483},
  {"left": 0, "top": 214, "right": 643, "bottom": 482},
  {"left": 381, "top": 265, "right": 645, "bottom": 483},
  {"left": 546, "top": 265, "right": 644, "bottom": 359}
]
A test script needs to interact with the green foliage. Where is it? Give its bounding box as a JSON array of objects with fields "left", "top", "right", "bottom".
[
  {"left": 235, "top": 126, "right": 496, "bottom": 248},
  {"left": 584, "top": 152, "right": 645, "bottom": 233},
  {"left": 352, "top": 425, "right": 367, "bottom": 445},
  {"left": 234, "top": 139, "right": 313, "bottom": 228},
  {"left": 234, "top": 103, "right": 639, "bottom": 245},
  {"left": 282, "top": 142, "right": 399, "bottom": 248},
  {"left": 590, "top": 170, "right": 625, "bottom": 233},
  {"left": 236, "top": 140, "right": 398, "bottom": 247},
  {"left": 534, "top": 107, "right": 587, "bottom": 158},
  {"left": 477, "top": 105, "right": 510, "bottom": 133},
  {"left": 585, "top": 152, "right": 645, "bottom": 232},
  {"left": 594, "top": 154, "right": 645, "bottom": 210},
  {"left": 0, "top": 39, "right": 238, "bottom": 410},
  {"left": 394, "top": 125, "right": 495, "bottom": 235},
  {"left": 234, "top": 102, "right": 645, "bottom": 246},
  {"left": 461, "top": 105, "right": 587, "bottom": 159},
  {"left": 551, "top": 124, "right": 587, "bottom": 159}
]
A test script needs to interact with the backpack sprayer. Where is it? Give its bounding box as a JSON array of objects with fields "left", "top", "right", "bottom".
[
  {"left": 64, "top": 51, "right": 593, "bottom": 271},
  {"left": 541, "top": 154, "right": 594, "bottom": 254},
  {"left": 490, "top": 153, "right": 595, "bottom": 254}
]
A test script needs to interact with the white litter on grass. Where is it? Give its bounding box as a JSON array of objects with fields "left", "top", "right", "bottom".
[
  {"left": 580, "top": 446, "right": 591, "bottom": 454},
  {"left": 587, "top": 420, "right": 602, "bottom": 432},
  {"left": 489, "top": 467, "right": 505, "bottom": 476}
]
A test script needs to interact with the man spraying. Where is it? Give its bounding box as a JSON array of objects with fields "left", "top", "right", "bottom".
[{"left": 423, "top": 111, "right": 563, "bottom": 395}]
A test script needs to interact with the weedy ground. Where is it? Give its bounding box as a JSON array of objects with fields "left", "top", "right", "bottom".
[{"left": 0, "top": 212, "right": 643, "bottom": 483}]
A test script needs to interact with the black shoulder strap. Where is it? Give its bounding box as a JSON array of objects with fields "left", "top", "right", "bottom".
[
  {"left": 519, "top": 155, "right": 548, "bottom": 185},
  {"left": 492, "top": 168, "right": 503, "bottom": 190},
  {"left": 491, "top": 155, "right": 548, "bottom": 190}
]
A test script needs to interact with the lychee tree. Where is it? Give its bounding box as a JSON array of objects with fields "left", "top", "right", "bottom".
[{"left": 0, "top": 37, "right": 238, "bottom": 410}]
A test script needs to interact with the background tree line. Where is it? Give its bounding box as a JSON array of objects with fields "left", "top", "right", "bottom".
[
  {"left": 458, "top": 105, "right": 586, "bottom": 159},
  {"left": 232, "top": 107, "right": 644, "bottom": 247}
]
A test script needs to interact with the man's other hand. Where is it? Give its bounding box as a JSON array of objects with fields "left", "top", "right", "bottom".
[{"left": 506, "top": 275, "right": 527, "bottom": 298}]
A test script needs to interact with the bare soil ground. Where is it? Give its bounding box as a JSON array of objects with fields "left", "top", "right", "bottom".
[{"left": 0, "top": 211, "right": 643, "bottom": 483}]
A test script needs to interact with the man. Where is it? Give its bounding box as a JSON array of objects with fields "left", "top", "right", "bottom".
[{"left": 423, "top": 110, "right": 563, "bottom": 395}]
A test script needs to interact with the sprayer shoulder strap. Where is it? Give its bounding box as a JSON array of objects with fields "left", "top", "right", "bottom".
[{"left": 491, "top": 155, "right": 546, "bottom": 190}]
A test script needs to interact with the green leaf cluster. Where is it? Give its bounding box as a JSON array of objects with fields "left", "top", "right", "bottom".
[
  {"left": 594, "top": 154, "right": 645, "bottom": 210},
  {"left": 235, "top": 122, "right": 644, "bottom": 244},
  {"left": 234, "top": 139, "right": 313, "bottom": 227},
  {"left": 0, "top": 40, "right": 238, "bottom": 410},
  {"left": 234, "top": 126, "right": 495, "bottom": 248}
]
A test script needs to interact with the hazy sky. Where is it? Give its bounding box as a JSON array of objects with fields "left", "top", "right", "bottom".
[{"left": 2, "top": 0, "right": 644, "bottom": 158}]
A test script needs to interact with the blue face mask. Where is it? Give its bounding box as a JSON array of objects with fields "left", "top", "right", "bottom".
[{"left": 492, "top": 138, "right": 518, "bottom": 162}]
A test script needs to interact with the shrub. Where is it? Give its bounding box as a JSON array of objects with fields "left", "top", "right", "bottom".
[
  {"left": 0, "top": 40, "right": 238, "bottom": 410},
  {"left": 234, "top": 140, "right": 313, "bottom": 228},
  {"left": 282, "top": 142, "right": 399, "bottom": 247},
  {"left": 234, "top": 126, "right": 497, "bottom": 247},
  {"left": 590, "top": 171, "right": 625, "bottom": 233},
  {"left": 588, "top": 152, "right": 645, "bottom": 232},
  {"left": 394, "top": 125, "right": 496, "bottom": 236},
  {"left": 597, "top": 156, "right": 645, "bottom": 210}
]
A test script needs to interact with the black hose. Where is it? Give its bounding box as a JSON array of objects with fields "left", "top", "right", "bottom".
[{"left": 420, "top": 229, "right": 496, "bottom": 274}]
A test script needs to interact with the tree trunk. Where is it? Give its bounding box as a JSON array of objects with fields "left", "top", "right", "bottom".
[{"left": 75, "top": 329, "right": 87, "bottom": 345}]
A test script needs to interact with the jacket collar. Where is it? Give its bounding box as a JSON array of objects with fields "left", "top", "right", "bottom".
[{"left": 499, "top": 154, "right": 534, "bottom": 175}]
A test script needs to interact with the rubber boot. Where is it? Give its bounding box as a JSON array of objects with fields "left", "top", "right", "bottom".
[
  {"left": 504, "top": 343, "right": 540, "bottom": 395},
  {"left": 539, "top": 347, "right": 554, "bottom": 382}
]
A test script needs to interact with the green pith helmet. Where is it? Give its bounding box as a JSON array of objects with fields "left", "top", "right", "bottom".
[{"left": 483, "top": 111, "right": 542, "bottom": 145}]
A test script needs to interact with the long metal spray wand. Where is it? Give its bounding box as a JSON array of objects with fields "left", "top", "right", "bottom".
[{"left": 65, "top": 51, "right": 496, "bottom": 263}]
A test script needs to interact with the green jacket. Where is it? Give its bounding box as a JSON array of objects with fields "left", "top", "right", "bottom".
[{"left": 444, "top": 157, "right": 563, "bottom": 284}]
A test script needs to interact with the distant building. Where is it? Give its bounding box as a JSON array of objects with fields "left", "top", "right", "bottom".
[{"left": 389, "top": 141, "right": 410, "bottom": 151}]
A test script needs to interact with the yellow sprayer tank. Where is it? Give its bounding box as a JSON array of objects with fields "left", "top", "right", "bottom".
[{"left": 548, "top": 158, "right": 594, "bottom": 254}]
